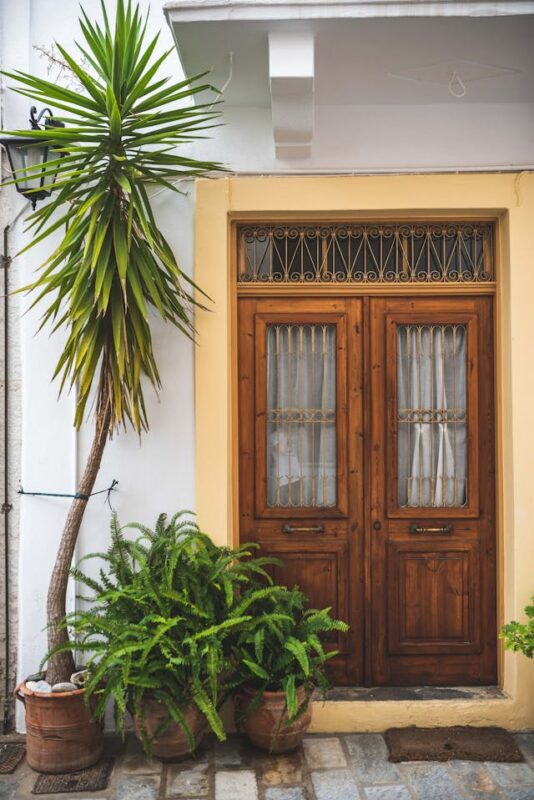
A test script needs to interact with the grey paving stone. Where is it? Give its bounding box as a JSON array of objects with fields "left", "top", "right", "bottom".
[
  {"left": 121, "top": 754, "right": 162, "bottom": 775},
  {"left": 448, "top": 759, "right": 502, "bottom": 797},
  {"left": 485, "top": 761, "right": 534, "bottom": 786},
  {"left": 345, "top": 735, "right": 401, "bottom": 784},
  {"left": 402, "top": 762, "right": 465, "bottom": 800},
  {"left": 515, "top": 734, "right": 534, "bottom": 763},
  {"left": 364, "top": 787, "right": 412, "bottom": 800},
  {"left": 261, "top": 754, "right": 303, "bottom": 785},
  {"left": 167, "top": 761, "right": 209, "bottom": 797},
  {"left": 113, "top": 775, "right": 160, "bottom": 800},
  {"left": 303, "top": 738, "right": 346, "bottom": 768},
  {"left": 503, "top": 788, "right": 534, "bottom": 800},
  {"left": 311, "top": 769, "right": 360, "bottom": 800},
  {"left": 0, "top": 782, "right": 18, "bottom": 800},
  {"left": 215, "top": 770, "right": 258, "bottom": 800},
  {"left": 265, "top": 788, "right": 307, "bottom": 800},
  {"left": 213, "top": 737, "right": 251, "bottom": 768},
  {"left": 122, "top": 736, "right": 162, "bottom": 775}
]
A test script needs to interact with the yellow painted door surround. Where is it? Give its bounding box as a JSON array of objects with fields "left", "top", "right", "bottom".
[{"left": 194, "top": 172, "right": 534, "bottom": 731}]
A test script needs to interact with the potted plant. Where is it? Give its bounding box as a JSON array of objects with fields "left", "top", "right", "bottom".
[
  {"left": 47, "top": 512, "right": 276, "bottom": 760},
  {"left": 500, "top": 596, "right": 534, "bottom": 659},
  {"left": 233, "top": 585, "right": 349, "bottom": 753},
  {"left": 4, "top": 0, "right": 223, "bottom": 773}
]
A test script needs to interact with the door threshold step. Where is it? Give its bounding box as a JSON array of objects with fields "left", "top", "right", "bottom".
[{"left": 322, "top": 685, "right": 506, "bottom": 702}]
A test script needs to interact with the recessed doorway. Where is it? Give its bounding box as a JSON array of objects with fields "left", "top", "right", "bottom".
[{"left": 237, "top": 223, "right": 497, "bottom": 686}]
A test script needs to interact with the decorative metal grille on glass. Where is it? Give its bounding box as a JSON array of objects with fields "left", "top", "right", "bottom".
[
  {"left": 397, "top": 324, "right": 467, "bottom": 508},
  {"left": 266, "top": 324, "right": 336, "bottom": 508},
  {"left": 238, "top": 223, "right": 493, "bottom": 284}
]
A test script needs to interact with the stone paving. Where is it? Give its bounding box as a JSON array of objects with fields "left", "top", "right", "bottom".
[{"left": 1, "top": 731, "right": 533, "bottom": 800}]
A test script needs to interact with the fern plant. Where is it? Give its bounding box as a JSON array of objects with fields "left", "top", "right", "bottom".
[
  {"left": 45, "top": 512, "right": 275, "bottom": 753},
  {"left": 233, "top": 586, "right": 349, "bottom": 724},
  {"left": 500, "top": 597, "right": 534, "bottom": 659}
]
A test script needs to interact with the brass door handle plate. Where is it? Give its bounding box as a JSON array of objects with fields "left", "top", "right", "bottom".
[
  {"left": 282, "top": 525, "right": 325, "bottom": 534},
  {"left": 410, "top": 524, "right": 453, "bottom": 535}
]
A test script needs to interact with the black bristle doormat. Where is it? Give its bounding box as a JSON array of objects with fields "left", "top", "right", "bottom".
[
  {"left": 32, "top": 758, "right": 114, "bottom": 795},
  {"left": 385, "top": 726, "right": 524, "bottom": 763},
  {"left": 0, "top": 743, "right": 26, "bottom": 773}
]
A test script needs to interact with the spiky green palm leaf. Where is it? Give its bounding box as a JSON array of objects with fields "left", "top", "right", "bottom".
[{"left": 3, "top": 0, "right": 223, "bottom": 432}]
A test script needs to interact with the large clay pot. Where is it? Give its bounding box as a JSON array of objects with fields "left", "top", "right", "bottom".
[
  {"left": 236, "top": 685, "right": 312, "bottom": 753},
  {"left": 134, "top": 698, "right": 206, "bottom": 761},
  {"left": 15, "top": 681, "right": 103, "bottom": 774}
]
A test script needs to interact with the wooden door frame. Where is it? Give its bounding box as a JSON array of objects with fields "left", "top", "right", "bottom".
[
  {"left": 231, "top": 214, "right": 499, "bottom": 687},
  {"left": 236, "top": 290, "right": 497, "bottom": 687}
]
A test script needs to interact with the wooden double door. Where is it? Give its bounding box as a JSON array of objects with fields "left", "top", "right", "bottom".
[{"left": 238, "top": 296, "right": 497, "bottom": 686}]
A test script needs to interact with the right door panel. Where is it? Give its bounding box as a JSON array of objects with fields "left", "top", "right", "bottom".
[{"left": 369, "top": 297, "right": 496, "bottom": 685}]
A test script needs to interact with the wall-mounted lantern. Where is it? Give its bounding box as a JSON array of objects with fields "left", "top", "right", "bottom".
[{"left": 0, "top": 106, "right": 65, "bottom": 209}]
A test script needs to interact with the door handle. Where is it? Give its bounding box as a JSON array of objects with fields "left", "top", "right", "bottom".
[
  {"left": 410, "top": 524, "right": 453, "bottom": 535},
  {"left": 282, "top": 525, "right": 324, "bottom": 534}
]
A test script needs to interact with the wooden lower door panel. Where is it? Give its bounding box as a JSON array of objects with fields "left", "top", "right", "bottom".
[
  {"left": 387, "top": 539, "right": 481, "bottom": 655},
  {"left": 257, "top": 538, "right": 350, "bottom": 653}
]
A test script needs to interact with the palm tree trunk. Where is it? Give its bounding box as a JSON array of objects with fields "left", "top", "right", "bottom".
[{"left": 46, "top": 407, "right": 111, "bottom": 685}]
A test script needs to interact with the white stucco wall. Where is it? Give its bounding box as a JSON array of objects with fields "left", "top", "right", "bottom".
[
  {"left": 193, "top": 103, "right": 534, "bottom": 172},
  {"left": 0, "top": 0, "right": 532, "bottom": 732},
  {"left": 0, "top": 0, "right": 198, "bottom": 730}
]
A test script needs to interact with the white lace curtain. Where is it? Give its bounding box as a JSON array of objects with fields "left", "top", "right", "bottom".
[
  {"left": 266, "top": 324, "right": 336, "bottom": 508},
  {"left": 397, "top": 324, "right": 468, "bottom": 508}
]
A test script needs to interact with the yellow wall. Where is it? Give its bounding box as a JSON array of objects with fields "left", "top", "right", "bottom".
[{"left": 194, "top": 173, "right": 534, "bottom": 731}]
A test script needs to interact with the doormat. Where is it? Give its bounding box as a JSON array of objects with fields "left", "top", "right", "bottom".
[
  {"left": 32, "top": 758, "right": 114, "bottom": 795},
  {"left": 385, "top": 726, "right": 524, "bottom": 763},
  {"left": 0, "top": 743, "right": 26, "bottom": 773}
]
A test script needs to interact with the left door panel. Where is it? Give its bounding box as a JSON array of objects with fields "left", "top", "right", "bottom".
[{"left": 238, "top": 297, "right": 363, "bottom": 683}]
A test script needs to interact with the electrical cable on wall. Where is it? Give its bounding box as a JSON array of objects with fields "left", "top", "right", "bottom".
[{"left": 18, "top": 479, "right": 118, "bottom": 509}]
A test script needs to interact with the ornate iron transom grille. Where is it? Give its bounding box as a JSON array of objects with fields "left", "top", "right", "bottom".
[{"left": 238, "top": 223, "right": 494, "bottom": 284}]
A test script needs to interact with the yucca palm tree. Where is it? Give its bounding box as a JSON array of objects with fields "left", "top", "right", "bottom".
[{"left": 3, "top": 0, "right": 223, "bottom": 684}]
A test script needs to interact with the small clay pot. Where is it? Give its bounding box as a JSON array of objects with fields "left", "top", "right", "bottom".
[
  {"left": 236, "top": 685, "right": 312, "bottom": 753},
  {"left": 15, "top": 681, "right": 103, "bottom": 774},
  {"left": 134, "top": 698, "right": 206, "bottom": 761}
]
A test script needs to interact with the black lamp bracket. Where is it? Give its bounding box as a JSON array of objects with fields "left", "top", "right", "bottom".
[{"left": 29, "top": 106, "right": 64, "bottom": 130}]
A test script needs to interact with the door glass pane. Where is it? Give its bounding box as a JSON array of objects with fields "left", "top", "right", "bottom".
[
  {"left": 266, "top": 324, "right": 336, "bottom": 507},
  {"left": 397, "top": 324, "right": 467, "bottom": 508}
]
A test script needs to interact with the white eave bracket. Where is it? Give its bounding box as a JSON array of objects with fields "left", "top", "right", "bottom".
[{"left": 269, "top": 32, "right": 314, "bottom": 159}]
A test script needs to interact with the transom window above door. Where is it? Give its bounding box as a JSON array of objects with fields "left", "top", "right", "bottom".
[{"left": 237, "top": 222, "right": 494, "bottom": 285}]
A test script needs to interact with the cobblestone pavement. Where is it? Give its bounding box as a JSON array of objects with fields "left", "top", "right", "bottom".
[{"left": 1, "top": 732, "right": 533, "bottom": 800}]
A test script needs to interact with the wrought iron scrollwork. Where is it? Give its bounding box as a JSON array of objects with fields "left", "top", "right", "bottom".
[{"left": 238, "top": 222, "right": 494, "bottom": 285}]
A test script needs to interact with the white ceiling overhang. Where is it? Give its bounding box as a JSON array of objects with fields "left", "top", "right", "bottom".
[
  {"left": 164, "top": 1, "right": 534, "bottom": 164},
  {"left": 165, "top": 1, "right": 534, "bottom": 22}
]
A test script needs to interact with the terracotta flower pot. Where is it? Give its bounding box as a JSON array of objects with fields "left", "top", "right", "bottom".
[
  {"left": 134, "top": 698, "right": 206, "bottom": 761},
  {"left": 15, "top": 681, "right": 103, "bottom": 774},
  {"left": 236, "top": 685, "right": 312, "bottom": 753}
]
